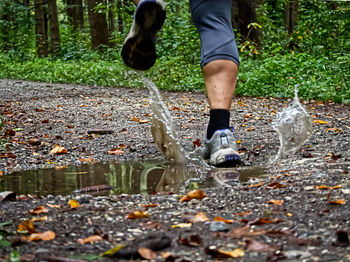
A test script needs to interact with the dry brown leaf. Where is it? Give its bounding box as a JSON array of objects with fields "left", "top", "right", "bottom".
[
  {"left": 68, "top": 199, "right": 81, "bottom": 208},
  {"left": 49, "top": 144, "right": 67, "bottom": 154},
  {"left": 126, "top": 210, "right": 150, "bottom": 219},
  {"left": 329, "top": 199, "right": 346, "bottom": 205},
  {"left": 266, "top": 182, "right": 286, "bottom": 189},
  {"left": 266, "top": 199, "right": 284, "bottom": 205},
  {"left": 29, "top": 206, "right": 49, "bottom": 215},
  {"left": 180, "top": 190, "right": 206, "bottom": 202},
  {"left": 138, "top": 247, "right": 157, "bottom": 260},
  {"left": 107, "top": 148, "right": 125, "bottom": 155},
  {"left": 245, "top": 239, "right": 276, "bottom": 252},
  {"left": 30, "top": 216, "right": 48, "bottom": 222},
  {"left": 227, "top": 226, "right": 265, "bottom": 238},
  {"left": 132, "top": 116, "right": 149, "bottom": 123},
  {"left": 213, "top": 216, "right": 234, "bottom": 224},
  {"left": 250, "top": 218, "right": 283, "bottom": 226},
  {"left": 206, "top": 247, "right": 245, "bottom": 258},
  {"left": 22, "top": 231, "right": 55, "bottom": 241},
  {"left": 17, "top": 220, "right": 36, "bottom": 233},
  {"left": 189, "top": 212, "right": 210, "bottom": 223},
  {"left": 77, "top": 235, "right": 103, "bottom": 244}
]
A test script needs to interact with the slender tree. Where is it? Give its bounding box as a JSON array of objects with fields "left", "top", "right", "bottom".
[
  {"left": 34, "top": 0, "right": 48, "bottom": 57},
  {"left": 67, "top": 0, "right": 84, "bottom": 30},
  {"left": 108, "top": 0, "right": 115, "bottom": 37},
  {"left": 48, "top": 0, "right": 60, "bottom": 55},
  {"left": 284, "top": 0, "right": 298, "bottom": 34},
  {"left": 232, "top": 0, "right": 260, "bottom": 45},
  {"left": 87, "top": 0, "right": 109, "bottom": 48}
]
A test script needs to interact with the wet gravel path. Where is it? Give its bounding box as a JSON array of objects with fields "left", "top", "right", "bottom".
[{"left": 1, "top": 79, "right": 350, "bottom": 261}]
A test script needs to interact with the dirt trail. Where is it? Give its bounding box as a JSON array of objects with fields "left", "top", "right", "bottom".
[{"left": 1, "top": 79, "right": 350, "bottom": 261}]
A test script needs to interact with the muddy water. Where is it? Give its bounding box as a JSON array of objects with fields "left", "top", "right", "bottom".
[{"left": 0, "top": 161, "right": 266, "bottom": 196}]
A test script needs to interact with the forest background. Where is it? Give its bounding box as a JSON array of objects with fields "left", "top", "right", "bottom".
[{"left": 0, "top": 0, "right": 349, "bottom": 103}]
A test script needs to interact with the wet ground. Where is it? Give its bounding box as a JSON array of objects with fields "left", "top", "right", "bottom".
[{"left": 1, "top": 79, "right": 350, "bottom": 261}]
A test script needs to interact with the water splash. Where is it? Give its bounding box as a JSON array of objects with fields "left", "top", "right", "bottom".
[{"left": 271, "top": 87, "right": 313, "bottom": 163}]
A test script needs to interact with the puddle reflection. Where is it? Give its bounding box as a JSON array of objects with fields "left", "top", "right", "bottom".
[{"left": 0, "top": 161, "right": 266, "bottom": 196}]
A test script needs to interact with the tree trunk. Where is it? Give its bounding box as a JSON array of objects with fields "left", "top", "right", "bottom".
[
  {"left": 87, "top": 0, "right": 109, "bottom": 48},
  {"left": 108, "top": 0, "right": 115, "bottom": 37},
  {"left": 284, "top": 0, "right": 298, "bottom": 34},
  {"left": 67, "top": 0, "right": 74, "bottom": 26},
  {"left": 34, "top": 0, "right": 48, "bottom": 57},
  {"left": 74, "top": 0, "right": 84, "bottom": 29},
  {"left": 48, "top": 0, "right": 61, "bottom": 55},
  {"left": 232, "top": 0, "right": 260, "bottom": 45},
  {"left": 116, "top": 0, "right": 123, "bottom": 33}
]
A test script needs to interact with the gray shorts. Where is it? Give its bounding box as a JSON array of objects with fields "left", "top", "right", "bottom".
[{"left": 189, "top": 0, "right": 240, "bottom": 68}]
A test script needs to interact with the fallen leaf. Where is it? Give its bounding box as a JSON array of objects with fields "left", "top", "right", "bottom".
[
  {"left": 213, "top": 216, "right": 234, "bottom": 224},
  {"left": 193, "top": 139, "right": 201, "bottom": 147},
  {"left": 50, "top": 144, "right": 67, "bottom": 154},
  {"left": 101, "top": 245, "right": 125, "bottom": 257},
  {"left": 29, "top": 206, "right": 49, "bottom": 215},
  {"left": 180, "top": 190, "right": 206, "bottom": 202},
  {"left": 178, "top": 233, "right": 203, "bottom": 247},
  {"left": 267, "top": 199, "right": 284, "bottom": 205},
  {"left": 329, "top": 199, "right": 346, "bottom": 205},
  {"left": 138, "top": 247, "right": 157, "bottom": 260},
  {"left": 172, "top": 223, "right": 192, "bottom": 228},
  {"left": 77, "top": 235, "right": 103, "bottom": 244},
  {"left": 227, "top": 226, "right": 265, "bottom": 238},
  {"left": 17, "top": 220, "right": 36, "bottom": 233},
  {"left": 30, "top": 216, "right": 48, "bottom": 222},
  {"left": 249, "top": 218, "right": 283, "bottom": 226},
  {"left": 236, "top": 140, "right": 242, "bottom": 144},
  {"left": 68, "top": 199, "right": 81, "bottom": 208},
  {"left": 249, "top": 181, "right": 263, "bottom": 188},
  {"left": 46, "top": 203, "right": 61, "bottom": 208},
  {"left": 126, "top": 210, "right": 150, "bottom": 219},
  {"left": 286, "top": 212, "right": 293, "bottom": 217},
  {"left": 235, "top": 210, "right": 252, "bottom": 216},
  {"left": 141, "top": 203, "right": 158, "bottom": 209},
  {"left": 245, "top": 239, "right": 276, "bottom": 252},
  {"left": 132, "top": 116, "right": 149, "bottom": 123},
  {"left": 107, "top": 148, "right": 125, "bottom": 155},
  {"left": 205, "top": 246, "right": 244, "bottom": 258},
  {"left": 266, "top": 182, "right": 286, "bottom": 189},
  {"left": 0, "top": 171, "right": 3, "bottom": 176},
  {"left": 316, "top": 185, "right": 342, "bottom": 190},
  {"left": 54, "top": 166, "right": 67, "bottom": 171},
  {"left": 189, "top": 212, "right": 210, "bottom": 223},
  {"left": 22, "top": 231, "right": 55, "bottom": 241},
  {"left": 314, "top": 120, "right": 328, "bottom": 124}
]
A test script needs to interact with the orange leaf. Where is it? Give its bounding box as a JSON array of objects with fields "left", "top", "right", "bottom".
[
  {"left": 250, "top": 218, "right": 283, "bottom": 225},
  {"left": 316, "top": 185, "right": 342, "bottom": 190},
  {"left": 141, "top": 203, "right": 158, "bottom": 209},
  {"left": 132, "top": 116, "right": 140, "bottom": 122},
  {"left": 235, "top": 210, "right": 252, "bottom": 216},
  {"left": 77, "top": 235, "right": 103, "bottom": 244},
  {"left": 126, "top": 210, "right": 150, "bottom": 219},
  {"left": 193, "top": 139, "right": 201, "bottom": 147},
  {"left": 68, "top": 199, "right": 81, "bottom": 208},
  {"left": 180, "top": 190, "right": 206, "bottom": 202},
  {"left": 266, "top": 182, "right": 286, "bottom": 189},
  {"left": 213, "top": 216, "right": 234, "bottom": 224},
  {"left": 267, "top": 199, "right": 284, "bottom": 205},
  {"left": 138, "top": 247, "right": 157, "bottom": 260},
  {"left": 107, "top": 148, "right": 125, "bottom": 155},
  {"left": 249, "top": 181, "right": 263, "bottom": 188},
  {"left": 50, "top": 144, "right": 67, "bottom": 154},
  {"left": 29, "top": 206, "right": 49, "bottom": 215},
  {"left": 189, "top": 212, "right": 210, "bottom": 223},
  {"left": 22, "top": 231, "right": 55, "bottom": 241},
  {"left": 0, "top": 171, "right": 3, "bottom": 176},
  {"left": 329, "top": 199, "right": 346, "bottom": 205},
  {"left": 17, "top": 220, "right": 36, "bottom": 233}
]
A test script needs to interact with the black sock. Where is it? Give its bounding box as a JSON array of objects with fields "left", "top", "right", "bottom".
[{"left": 206, "top": 109, "right": 230, "bottom": 140}]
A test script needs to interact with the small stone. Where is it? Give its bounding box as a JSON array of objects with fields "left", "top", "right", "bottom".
[
  {"left": 285, "top": 250, "right": 311, "bottom": 259},
  {"left": 209, "top": 221, "right": 229, "bottom": 232}
]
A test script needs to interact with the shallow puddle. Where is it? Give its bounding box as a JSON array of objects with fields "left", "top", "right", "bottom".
[{"left": 0, "top": 161, "right": 266, "bottom": 196}]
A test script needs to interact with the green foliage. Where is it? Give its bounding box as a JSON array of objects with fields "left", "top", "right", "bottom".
[{"left": 0, "top": 0, "right": 349, "bottom": 102}]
